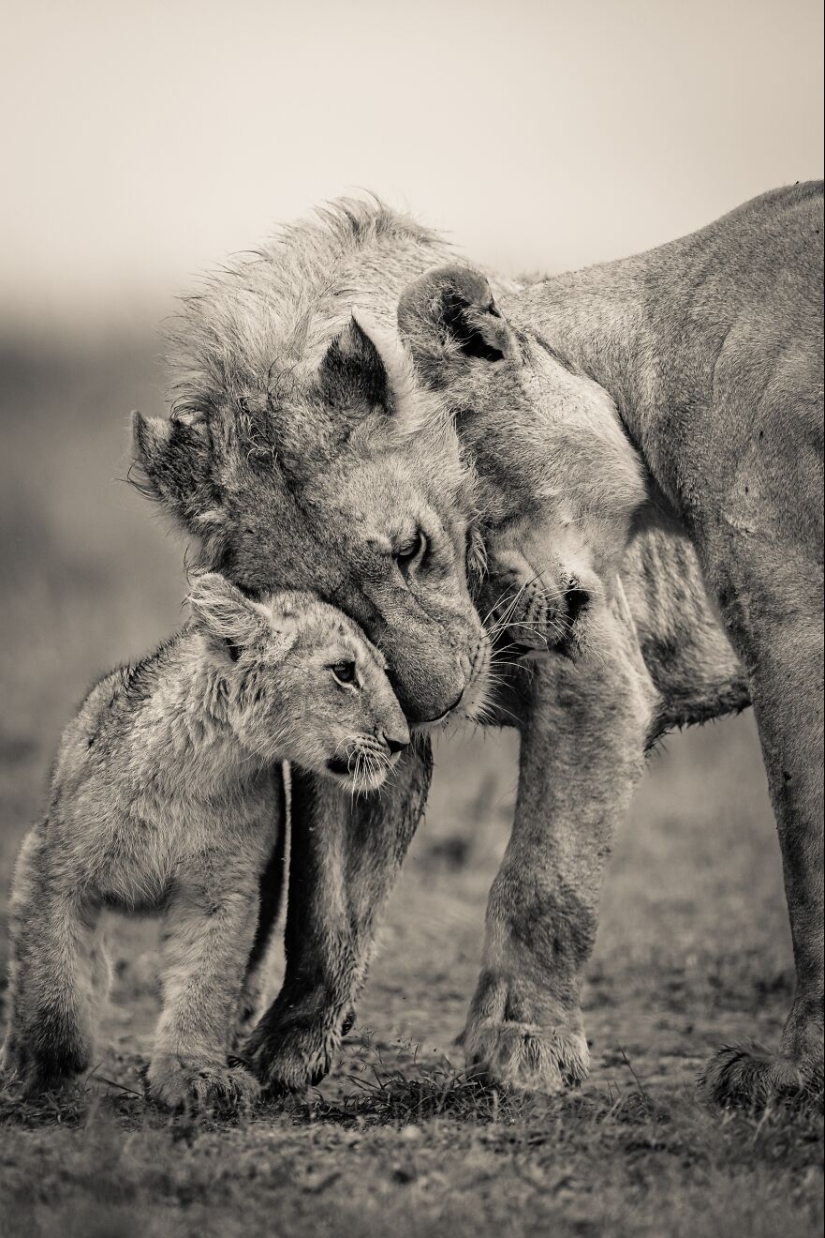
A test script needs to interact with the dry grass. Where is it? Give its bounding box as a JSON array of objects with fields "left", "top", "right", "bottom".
[{"left": 0, "top": 339, "right": 822, "bottom": 1238}]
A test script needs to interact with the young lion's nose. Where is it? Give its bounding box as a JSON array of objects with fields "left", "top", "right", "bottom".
[{"left": 383, "top": 731, "right": 410, "bottom": 755}]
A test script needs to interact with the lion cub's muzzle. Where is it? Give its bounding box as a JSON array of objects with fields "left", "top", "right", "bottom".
[{"left": 325, "top": 725, "right": 411, "bottom": 788}]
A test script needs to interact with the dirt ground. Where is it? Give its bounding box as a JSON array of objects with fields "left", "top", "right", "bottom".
[{"left": 0, "top": 342, "right": 822, "bottom": 1238}]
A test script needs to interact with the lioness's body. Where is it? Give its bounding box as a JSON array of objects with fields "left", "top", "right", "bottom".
[
  {"left": 515, "top": 182, "right": 824, "bottom": 1098},
  {"left": 2, "top": 577, "right": 408, "bottom": 1110},
  {"left": 394, "top": 185, "right": 821, "bottom": 1100}
]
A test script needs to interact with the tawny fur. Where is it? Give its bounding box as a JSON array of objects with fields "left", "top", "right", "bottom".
[
  {"left": 398, "top": 183, "right": 823, "bottom": 1104},
  {"left": 128, "top": 196, "right": 785, "bottom": 1105},
  {"left": 1, "top": 573, "right": 408, "bottom": 1112},
  {"left": 132, "top": 198, "right": 492, "bottom": 728}
]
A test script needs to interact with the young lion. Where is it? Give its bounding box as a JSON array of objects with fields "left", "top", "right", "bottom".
[{"left": 2, "top": 572, "right": 409, "bottom": 1112}]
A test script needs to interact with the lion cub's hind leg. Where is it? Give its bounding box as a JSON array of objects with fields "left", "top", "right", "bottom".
[
  {"left": 148, "top": 869, "right": 262, "bottom": 1116},
  {"left": 2, "top": 822, "right": 102, "bottom": 1096}
]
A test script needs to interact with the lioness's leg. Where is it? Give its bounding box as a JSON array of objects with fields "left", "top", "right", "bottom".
[
  {"left": 148, "top": 864, "right": 262, "bottom": 1114},
  {"left": 244, "top": 738, "right": 432, "bottom": 1092},
  {"left": 2, "top": 822, "right": 101, "bottom": 1094},
  {"left": 234, "top": 769, "right": 288, "bottom": 1043},
  {"left": 463, "top": 601, "right": 655, "bottom": 1092},
  {"left": 700, "top": 609, "right": 824, "bottom": 1105}
]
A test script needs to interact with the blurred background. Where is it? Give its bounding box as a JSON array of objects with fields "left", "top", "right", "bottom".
[{"left": 0, "top": 0, "right": 822, "bottom": 1057}]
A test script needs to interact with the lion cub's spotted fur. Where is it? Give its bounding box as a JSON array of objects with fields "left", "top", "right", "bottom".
[{"left": 1, "top": 573, "right": 407, "bottom": 1111}]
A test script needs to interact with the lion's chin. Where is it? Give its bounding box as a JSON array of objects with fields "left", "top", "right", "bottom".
[
  {"left": 324, "top": 756, "right": 389, "bottom": 793},
  {"left": 412, "top": 686, "right": 487, "bottom": 735}
]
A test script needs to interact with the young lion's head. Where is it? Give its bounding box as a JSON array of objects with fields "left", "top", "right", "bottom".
[
  {"left": 189, "top": 572, "right": 411, "bottom": 791},
  {"left": 133, "top": 203, "right": 491, "bottom": 725}
]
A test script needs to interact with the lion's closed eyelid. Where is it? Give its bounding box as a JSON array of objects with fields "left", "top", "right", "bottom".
[
  {"left": 388, "top": 523, "right": 418, "bottom": 549},
  {"left": 394, "top": 525, "right": 433, "bottom": 563}
]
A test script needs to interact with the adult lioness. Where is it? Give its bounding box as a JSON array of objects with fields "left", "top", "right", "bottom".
[
  {"left": 397, "top": 182, "right": 824, "bottom": 1104},
  {"left": 133, "top": 198, "right": 755, "bottom": 1100}
]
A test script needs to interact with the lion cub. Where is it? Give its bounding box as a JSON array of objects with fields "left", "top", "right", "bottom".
[{"left": 2, "top": 572, "right": 408, "bottom": 1112}]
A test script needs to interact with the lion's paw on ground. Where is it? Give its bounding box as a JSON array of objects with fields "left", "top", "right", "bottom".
[
  {"left": 242, "top": 1025, "right": 335, "bottom": 1094},
  {"left": 463, "top": 1019, "right": 590, "bottom": 1093},
  {"left": 699, "top": 1042, "right": 824, "bottom": 1110},
  {"left": 147, "top": 1056, "right": 260, "bottom": 1116}
]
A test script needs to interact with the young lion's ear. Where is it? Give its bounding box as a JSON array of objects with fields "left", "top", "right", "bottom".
[
  {"left": 131, "top": 411, "right": 220, "bottom": 530},
  {"left": 397, "top": 264, "right": 518, "bottom": 389},
  {"left": 316, "top": 312, "right": 414, "bottom": 423},
  {"left": 187, "top": 572, "right": 268, "bottom": 655}
]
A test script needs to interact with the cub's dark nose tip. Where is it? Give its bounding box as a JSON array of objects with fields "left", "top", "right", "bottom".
[{"left": 385, "top": 735, "right": 409, "bottom": 755}]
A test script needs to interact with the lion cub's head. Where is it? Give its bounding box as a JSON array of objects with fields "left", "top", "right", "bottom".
[{"left": 188, "top": 572, "right": 410, "bottom": 791}]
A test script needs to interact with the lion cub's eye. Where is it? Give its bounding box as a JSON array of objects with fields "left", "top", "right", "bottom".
[
  {"left": 331, "top": 661, "right": 358, "bottom": 688},
  {"left": 394, "top": 529, "right": 428, "bottom": 575}
]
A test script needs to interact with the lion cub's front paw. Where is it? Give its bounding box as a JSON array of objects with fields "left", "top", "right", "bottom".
[
  {"left": 147, "top": 1055, "right": 260, "bottom": 1116},
  {"left": 463, "top": 1019, "right": 590, "bottom": 1094}
]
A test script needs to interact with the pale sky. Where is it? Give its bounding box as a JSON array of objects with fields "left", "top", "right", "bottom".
[{"left": 2, "top": 0, "right": 822, "bottom": 337}]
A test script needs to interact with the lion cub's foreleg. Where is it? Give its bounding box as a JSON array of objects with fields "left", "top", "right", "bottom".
[
  {"left": 148, "top": 863, "right": 262, "bottom": 1114},
  {"left": 2, "top": 821, "right": 105, "bottom": 1094}
]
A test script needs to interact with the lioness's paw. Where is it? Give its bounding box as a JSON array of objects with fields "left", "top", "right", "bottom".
[
  {"left": 463, "top": 1019, "right": 590, "bottom": 1093},
  {"left": 147, "top": 1055, "right": 260, "bottom": 1116},
  {"left": 699, "top": 1042, "right": 824, "bottom": 1110}
]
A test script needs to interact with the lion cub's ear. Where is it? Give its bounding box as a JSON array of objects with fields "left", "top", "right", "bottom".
[
  {"left": 187, "top": 572, "right": 268, "bottom": 658},
  {"left": 397, "top": 264, "right": 519, "bottom": 389}
]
